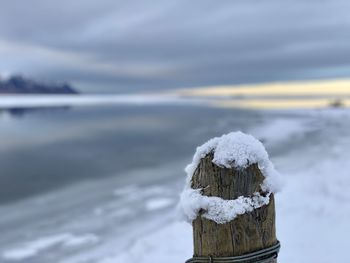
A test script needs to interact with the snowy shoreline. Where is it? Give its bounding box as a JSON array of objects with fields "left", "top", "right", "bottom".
[
  {"left": 0, "top": 94, "right": 348, "bottom": 111},
  {"left": 114, "top": 109, "right": 350, "bottom": 263},
  {"left": 0, "top": 94, "right": 200, "bottom": 108}
]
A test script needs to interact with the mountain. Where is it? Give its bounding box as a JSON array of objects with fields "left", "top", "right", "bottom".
[{"left": 0, "top": 75, "right": 78, "bottom": 94}]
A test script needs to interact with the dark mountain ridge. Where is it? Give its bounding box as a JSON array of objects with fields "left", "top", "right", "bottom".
[{"left": 0, "top": 75, "right": 78, "bottom": 94}]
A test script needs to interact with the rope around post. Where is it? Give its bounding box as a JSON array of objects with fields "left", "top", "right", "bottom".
[{"left": 185, "top": 241, "right": 280, "bottom": 263}]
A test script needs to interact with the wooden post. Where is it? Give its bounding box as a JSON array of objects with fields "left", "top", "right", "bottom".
[{"left": 190, "top": 152, "right": 279, "bottom": 262}]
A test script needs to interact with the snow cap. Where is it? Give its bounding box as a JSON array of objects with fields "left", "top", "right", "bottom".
[{"left": 179, "top": 131, "right": 282, "bottom": 224}]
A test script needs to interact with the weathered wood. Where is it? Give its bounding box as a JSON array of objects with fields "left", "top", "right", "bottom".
[{"left": 192, "top": 152, "right": 277, "bottom": 262}]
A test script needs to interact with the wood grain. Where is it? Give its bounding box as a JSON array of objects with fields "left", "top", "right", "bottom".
[{"left": 191, "top": 153, "right": 277, "bottom": 261}]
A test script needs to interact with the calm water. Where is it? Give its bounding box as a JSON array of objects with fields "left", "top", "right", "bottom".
[{"left": 0, "top": 105, "right": 264, "bottom": 204}]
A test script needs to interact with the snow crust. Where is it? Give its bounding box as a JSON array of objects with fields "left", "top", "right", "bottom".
[
  {"left": 104, "top": 222, "right": 192, "bottom": 263},
  {"left": 180, "top": 189, "right": 270, "bottom": 223},
  {"left": 2, "top": 233, "right": 99, "bottom": 261},
  {"left": 179, "top": 131, "right": 281, "bottom": 223},
  {"left": 146, "top": 198, "right": 174, "bottom": 211}
]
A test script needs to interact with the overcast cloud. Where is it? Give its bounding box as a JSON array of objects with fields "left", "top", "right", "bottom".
[{"left": 0, "top": 0, "right": 350, "bottom": 93}]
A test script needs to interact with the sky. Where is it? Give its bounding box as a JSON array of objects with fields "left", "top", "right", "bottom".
[{"left": 1, "top": 0, "right": 350, "bottom": 93}]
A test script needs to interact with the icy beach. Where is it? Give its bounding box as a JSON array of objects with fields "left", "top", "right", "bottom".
[
  {"left": 113, "top": 109, "right": 350, "bottom": 263},
  {"left": 1, "top": 105, "right": 350, "bottom": 263}
]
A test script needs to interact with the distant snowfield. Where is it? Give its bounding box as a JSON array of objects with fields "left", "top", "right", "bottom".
[
  {"left": 0, "top": 94, "right": 347, "bottom": 111},
  {"left": 0, "top": 94, "right": 200, "bottom": 108}
]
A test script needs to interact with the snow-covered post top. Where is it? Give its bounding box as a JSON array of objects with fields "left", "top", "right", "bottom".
[{"left": 179, "top": 131, "right": 281, "bottom": 262}]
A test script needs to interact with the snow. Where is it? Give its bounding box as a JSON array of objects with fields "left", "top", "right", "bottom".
[
  {"left": 145, "top": 198, "right": 174, "bottom": 211},
  {"left": 113, "top": 185, "right": 139, "bottom": 196},
  {"left": 184, "top": 131, "right": 281, "bottom": 192},
  {"left": 2, "top": 233, "right": 99, "bottom": 261},
  {"left": 0, "top": 94, "right": 204, "bottom": 109},
  {"left": 250, "top": 118, "right": 311, "bottom": 146},
  {"left": 102, "top": 222, "right": 192, "bottom": 263},
  {"left": 180, "top": 189, "right": 270, "bottom": 223},
  {"left": 179, "top": 131, "right": 281, "bottom": 223}
]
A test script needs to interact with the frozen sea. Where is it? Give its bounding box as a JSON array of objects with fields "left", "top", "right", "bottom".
[{"left": 0, "top": 101, "right": 349, "bottom": 263}]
